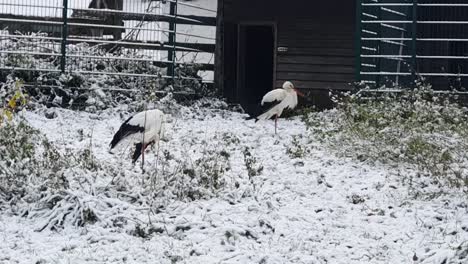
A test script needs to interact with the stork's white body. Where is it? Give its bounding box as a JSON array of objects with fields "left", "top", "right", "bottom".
[
  {"left": 110, "top": 109, "right": 166, "bottom": 163},
  {"left": 257, "top": 88, "right": 298, "bottom": 121},
  {"left": 253, "top": 81, "right": 302, "bottom": 134},
  {"left": 126, "top": 109, "right": 165, "bottom": 144}
]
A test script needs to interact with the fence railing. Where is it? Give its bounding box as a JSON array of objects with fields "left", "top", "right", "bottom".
[
  {"left": 0, "top": 0, "right": 216, "bottom": 87},
  {"left": 357, "top": 0, "right": 468, "bottom": 89}
]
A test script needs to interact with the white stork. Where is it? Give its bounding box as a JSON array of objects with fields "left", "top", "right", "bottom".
[
  {"left": 251, "top": 81, "right": 304, "bottom": 134},
  {"left": 110, "top": 109, "right": 166, "bottom": 164}
]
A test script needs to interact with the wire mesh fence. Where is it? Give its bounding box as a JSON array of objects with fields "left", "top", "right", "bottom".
[
  {"left": 0, "top": 0, "right": 216, "bottom": 91},
  {"left": 357, "top": 0, "right": 468, "bottom": 89}
]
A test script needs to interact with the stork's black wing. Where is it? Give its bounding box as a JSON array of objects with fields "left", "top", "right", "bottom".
[
  {"left": 110, "top": 116, "right": 145, "bottom": 149},
  {"left": 245, "top": 100, "right": 282, "bottom": 122}
]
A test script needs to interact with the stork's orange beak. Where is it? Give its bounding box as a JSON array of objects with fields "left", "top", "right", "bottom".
[{"left": 294, "top": 88, "right": 305, "bottom": 97}]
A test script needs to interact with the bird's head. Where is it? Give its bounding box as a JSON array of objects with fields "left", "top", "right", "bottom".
[{"left": 282, "top": 81, "right": 304, "bottom": 97}]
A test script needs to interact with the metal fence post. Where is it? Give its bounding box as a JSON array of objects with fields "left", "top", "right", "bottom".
[
  {"left": 60, "top": 0, "right": 69, "bottom": 73},
  {"left": 354, "top": 0, "right": 362, "bottom": 83},
  {"left": 411, "top": 0, "right": 418, "bottom": 80},
  {"left": 168, "top": 0, "right": 178, "bottom": 81},
  {"left": 172, "top": 0, "right": 178, "bottom": 81}
]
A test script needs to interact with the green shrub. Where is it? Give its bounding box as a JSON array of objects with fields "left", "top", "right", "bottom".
[
  {"left": 303, "top": 86, "right": 468, "bottom": 191},
  {"left": 0, "top": 120, "right": 69, "bottom": 204}
]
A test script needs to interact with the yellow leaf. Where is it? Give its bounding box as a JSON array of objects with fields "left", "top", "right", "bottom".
[
  {"left": 4, "top": 109, "right": 12, "bottom": 121},
  {"left": 8, "top": 98, "right": 16, "bottom": 109}
]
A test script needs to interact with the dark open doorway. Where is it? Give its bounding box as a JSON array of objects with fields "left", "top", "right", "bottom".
[{"left": 237, "top": 24, "right": 275, "bottom": 115}]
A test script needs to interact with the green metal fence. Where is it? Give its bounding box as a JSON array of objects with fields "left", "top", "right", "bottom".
[
  {"left": 357, "top": 0, "right": 468, "bottom": 89},
  {"left": 0, "top": 0, "right": 216, "bottom": 86}
]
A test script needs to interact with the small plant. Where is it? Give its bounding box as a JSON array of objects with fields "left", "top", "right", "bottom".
[
  {"left": 33, "top": 194, "right": 99, "bottom": 232},
  {"left": 242, "top": 147, "right": 264, "bottom": 179},
  {"left": 0, "top": 78, "right": 27, "bottom": 125},
  {"left": 286, "top": 135, "right": 309, "bottom": 159},
  {"left": 131, "top": 223, "right": 164, "bottom": 239},
  {"left": 298, "top": 106, "right": 318, "bottom": 127},
  {"left": 5, "top": 53, "right": 34, "bottom": 69},
  {"left": 146, "top": 135, "right": 233, "bottom": 202},
  {"left": 71, "top": 129, "right": 101, "bottom": 171},
  {"left": 196, "top": 144, "right": 230, "bottom": 191},
  {"left": 75, "top": 148, "right": 101, "bottom": 171}
]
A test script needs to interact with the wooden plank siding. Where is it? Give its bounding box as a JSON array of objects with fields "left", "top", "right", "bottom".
[
  {"left": 217, "top": 0, "right": 357, "bottom": 105},
  {"left": 275, "top": 1, "right": 356, "bottom": 91}
]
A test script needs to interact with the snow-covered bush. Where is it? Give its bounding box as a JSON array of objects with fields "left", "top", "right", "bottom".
[
  {"left": 1, "top": 35, "right": 213, "bottom": 112},
  {"left": 140, "top": 135, "right": 233, "bottom": 202},
  {"left": 0, "top": 120, "right": 69, "bottom": 208},
  {"left": 0, "top": 93, "right": 244, "bottom": 232},
  {"left": 0, "top": 117, "right": 116, "bottom": 231},
  {"left": 172, "top": 63, "right": 213, "bottom": 97},
  {"left": 303, "top": 84, "right": 468, "bottom": 192}
]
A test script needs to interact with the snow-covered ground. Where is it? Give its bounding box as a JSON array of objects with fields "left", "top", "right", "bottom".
[{"left": 1, "top": 101, "right": 467, "bottom": 264}]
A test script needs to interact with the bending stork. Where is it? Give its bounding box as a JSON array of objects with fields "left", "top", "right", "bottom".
[
  {"left": 251, "top": 81, "right": 304, "bottom": 134},
  {"left": 110, "top": 109, "right": 166, "bottom": 164}
]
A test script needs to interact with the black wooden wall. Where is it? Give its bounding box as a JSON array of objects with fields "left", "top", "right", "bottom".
[{"left": 216, "top": 0, "right": 357, "bottom": 107}]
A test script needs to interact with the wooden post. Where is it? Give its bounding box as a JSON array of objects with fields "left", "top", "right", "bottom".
[{"left": 60, "top": 0, "right": 69, "bottom": 73}]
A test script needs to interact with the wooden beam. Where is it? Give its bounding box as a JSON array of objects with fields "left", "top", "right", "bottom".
[
  {"left": 277, "top": 55, "right": 354, "bottom": 66},
  {"left": 0, "top": 14, "right": 106, "bottom": 25},
  {"left": 65, "top": 39, "right": 214, "bottom": 53},
  {"left": 152, "top": 61, "right": 214, "bottom": 71},
  {"left": 276, "top": 72, "right": 354, "bottom": 82},
  {"left": 276, "top": 64, "right": 355, "bottom": 74},
  {"left": 275, "top": 80, "right": 354, "bottom": 90},
  {"left": 176, "top": 42, "right": 215, "bottom": 53},
  {"left": 72, "top": 9, "right": 216, "bottom": 26},
  {"left": 0, "top": 12, "right": 216, "bottom": 27}
]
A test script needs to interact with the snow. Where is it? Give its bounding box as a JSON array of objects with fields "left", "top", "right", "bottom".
[{"left": 1, "top": 102, "right": 467, "bottom": 263}]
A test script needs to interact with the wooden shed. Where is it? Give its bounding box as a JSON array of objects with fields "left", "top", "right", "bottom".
[
  {"left": 214, "top": 0, "right": 468, "bottom": 113},
  {"left": 215, "top": 0, "right": 357, "bottom": 113}
]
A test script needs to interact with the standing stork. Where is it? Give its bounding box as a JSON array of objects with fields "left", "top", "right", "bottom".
[
  {"left": 250, "top": 81, "right": 304, "bottom": 134},
  {"left": 110, "top": 109, "right": 166, "bottom": 164}
]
